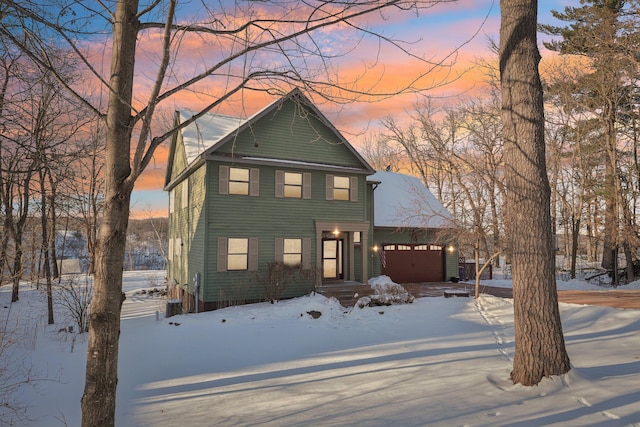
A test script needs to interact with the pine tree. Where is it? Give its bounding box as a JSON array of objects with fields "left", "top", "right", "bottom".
[{"left": 541, "top": 0, "right": 640, "bottom": 284}]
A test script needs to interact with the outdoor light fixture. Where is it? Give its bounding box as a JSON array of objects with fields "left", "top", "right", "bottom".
[
  {"left": 372, "top": 245, "right": 379, "bottom": 252},
  {"left": 447, "top": 245, "right": 456, "bottom": 253},
  {"left": 333, "top": 228, "right": 340, "bottom": 236}
]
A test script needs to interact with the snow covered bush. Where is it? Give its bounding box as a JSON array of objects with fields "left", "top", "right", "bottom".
[{"left": 356, "top": 275, "right": 415, "bottom": 308}]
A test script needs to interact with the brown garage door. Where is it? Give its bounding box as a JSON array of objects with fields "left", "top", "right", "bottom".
[{"left": 381, "top": 244, "right": 444, "bottom": 283}]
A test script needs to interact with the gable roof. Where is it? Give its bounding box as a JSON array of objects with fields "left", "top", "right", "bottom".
[
  {"left": 165, "top": 89, "right": 374, "bottom": 189},
  {"left": 368, "top": 171, "right": 454, "bottom": 229}
]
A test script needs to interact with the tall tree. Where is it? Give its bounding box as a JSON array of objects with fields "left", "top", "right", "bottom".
[
  {"left": 1, "top": 0, "right": 463, "bottom": 425},
  {"left": 500, "top": 0, "right": 571, "bottom": 385},
  {"left": 541, "top": 0, "right": 640, "bottom": 284}
]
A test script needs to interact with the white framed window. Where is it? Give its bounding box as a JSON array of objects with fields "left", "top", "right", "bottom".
[
  {"left": 169, "top": 190, "right": 175, "bottom": 214},
  {"left": 175, "top": 238, "right": 182, "bottom": 256},
  {"left": 275, "top": 237, "right": 311, "bottom": 269},
  {"left": 353, "top": 231, "right": 361, "bottom": 244},
  {"left": 283, "top": 238, "right": 302, "bottom": 266},
  {"left": 326, "top": 175, "right": 358, "bottom": 201},
  {"left": 181, "top": 180, "right": 188, "bottom": 208},
  {"left": 217, "top": 237, "right": 259, "bottom": 272},
  {"left": 227, "top": 238, "right": 248, "bottom": 270},
  {"left": 229, "top": 168, "right": 250, "bottom": 195},
  {"left": 276, "top": 171, "right": 311, "bottom": 199},
  {"left": 219, "top": 165, "right": 259, "bottom": 196},
  {"left": 284, "top": 172, "right": 302, "bottom": 198}
]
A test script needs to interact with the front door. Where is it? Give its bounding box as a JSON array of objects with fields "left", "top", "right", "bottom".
[{"left": 322, "top": 238, "right": 343, "bottom": 280}]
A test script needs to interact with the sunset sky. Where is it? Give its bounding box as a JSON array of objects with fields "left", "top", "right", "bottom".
[{"left": 128, "top": 0, "right": 580, "bottom": 218}]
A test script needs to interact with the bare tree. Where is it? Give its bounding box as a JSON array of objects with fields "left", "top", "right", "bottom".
[
  {"left": 500, "top": 0, "right": 570, "bottom": 385},
  {"left": 1, "top": 0, "right": 469, "bottom": 424}
]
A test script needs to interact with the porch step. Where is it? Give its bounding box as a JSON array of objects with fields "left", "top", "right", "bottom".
[{"left": 317, "top": 281, "right": 372, "bottom": 306}]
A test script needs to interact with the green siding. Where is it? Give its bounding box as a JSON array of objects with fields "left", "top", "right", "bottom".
[
  {"left": 186, "top": 166, "right": 207, "bottom": 300},
  {"left": 203, "top": 162, "right": 371, "bottom": 304},
  {"left": 169, "top": 133, "right": 188, "bottom": 182},
  {"left": 216, "top": 99, "right": 363, "bottom": 168},
  {"left": 167, "top": 164, "right": 207, "bottom": 301}
]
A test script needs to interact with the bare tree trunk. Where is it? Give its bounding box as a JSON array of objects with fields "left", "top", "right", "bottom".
[
  {"left": 81, "top": 1, "right": 138, "bottom": 425},
  {"left": 39, "top": 168, "right": 55, "bottom": 325},
  {"left": 500, "top": 0, "right": 571, "bottom": 386},
  {"left": 570, "top": 216, "right": 579, "bottom": 279}
]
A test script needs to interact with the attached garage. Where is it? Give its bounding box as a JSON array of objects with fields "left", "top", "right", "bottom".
[
  {"left": 369, "top": 171, "right": 458, "bottom": 283},
  {"left": 381, "top": 243, "right": 444, "bottom": 283}
]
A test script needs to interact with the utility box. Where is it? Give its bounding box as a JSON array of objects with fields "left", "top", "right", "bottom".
[{"left": 166, "top": 299, "right": 183, "bottom": 318}]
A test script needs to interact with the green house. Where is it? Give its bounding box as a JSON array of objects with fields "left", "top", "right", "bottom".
[{"left": 164, "top": 89, "right": 458, "bottom": 312}]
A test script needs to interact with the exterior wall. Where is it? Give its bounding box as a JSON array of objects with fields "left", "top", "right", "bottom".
[
  {"left": 213, "top": 99, "right": 364, "bottom": 168},
  {"left": 167, "top": 163, "right": 207, "bottom": 311},
  {"left": 203, "top": 160, "right": 372, "bottom": 306},
  {"left": 371, "top": 227, "right": 459, "bottom": 281}
]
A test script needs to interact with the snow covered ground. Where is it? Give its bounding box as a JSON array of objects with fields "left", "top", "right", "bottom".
[{"left": 1, "top": 271, "right": 639, "bottom": 426}]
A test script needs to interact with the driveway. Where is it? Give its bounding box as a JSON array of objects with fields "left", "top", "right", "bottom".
[
  {"left": 319, "top": 281, "right": 640, "bottom": 309},
  {"left": 407, "top": 282, "right": 640, "bottom": 309}
]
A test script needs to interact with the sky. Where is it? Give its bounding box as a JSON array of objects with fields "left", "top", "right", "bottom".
[
  {"left": 2, "top": 270, "right": 639, "bottom": 426},
  {"left": 128, "top": 1, "right": 580, "bottom": 218}
]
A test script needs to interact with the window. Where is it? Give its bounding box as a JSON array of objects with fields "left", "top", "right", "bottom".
[
  {"left": 397, "top": 245, "right": 411, "bottom": 251},
  {"left": 284, "top": 172, "right": 302, "bottom": 198},
  {"left": 429, "top": 245, "right": 443, "bottom": 251},
  {"left": 415, "top": 245, "right": 428, "bottom": 251},
  {"left": 276, "top": 171, "right": 311, "bottom": 199},
  {"left": 275, "top": 237, "right": 311, "bottom": 269},
  {"left": 181, "top": 180, "right": 188, "bottom": 208},
  {"left": 219, "top": 165, "right": 259, "bottom": 196},
  {"left": 333, "top": 176, "right": 350, "bottom": 200},
  {"left": 169, "top": 190, "right": 175, "bottom": 214},
  {"left": 229, "top": 168, "right": 250, "bottom": 195},
  {"left": 353, "top": 231, "right": 361, "bottom": 244},
  {"left": 217, "top": 237, "right": 258, "bottom": 272},
  {"left": 227, "top": 238, "right": 248, "bottom": 270},
  {"left": 283, "top": 238, "right": 302, "bottom": 266},
  {"left": 326, "top": 175, "right": 358, "bottom": 201},
  {"left": 383, "top": 244, "right": 395, "bottom": 251},
  {"left": 175, "top": 238, "right": 182, "bottom": 256}
]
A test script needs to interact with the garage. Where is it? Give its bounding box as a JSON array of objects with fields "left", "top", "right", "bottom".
[{"left": 381, "top": 243, "right": 444, "bottom": 283}]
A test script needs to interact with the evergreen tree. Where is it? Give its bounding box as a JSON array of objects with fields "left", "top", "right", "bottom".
[{"left": 541, "top": 0, "right": 640, "bottom": 284}]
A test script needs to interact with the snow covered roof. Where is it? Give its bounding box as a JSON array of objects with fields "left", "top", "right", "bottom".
[
  {"left": 178, "top": 111, "right": 246, "bottom": 165},
  {"left": 369, "top": 171, "right": 454, "bottom": 229}
]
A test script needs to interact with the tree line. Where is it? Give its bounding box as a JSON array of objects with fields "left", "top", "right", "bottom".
[
  {"left": 1, "top": 0, "right": 606, "bottom": 424},
  {"left": 363, "top": 1, "right": 640, "bottom": 287}
]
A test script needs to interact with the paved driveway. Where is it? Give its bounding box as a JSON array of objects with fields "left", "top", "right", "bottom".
[
  {"left": 409, "top": 282, "right": 640, "bottom": 309},
  {"left": 320, "top": 281, "right": 640, "bottom": 309}
]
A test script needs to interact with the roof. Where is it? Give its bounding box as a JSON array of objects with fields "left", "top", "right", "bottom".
[
  {"left": 179, "top": 112, "right": 245, "bottom": 165},
  {"left": 167, "top": 89, "right": 374, "bottom": 186},
  {"left": 368, "top": 171, "right": 454, "bottom": 229}
]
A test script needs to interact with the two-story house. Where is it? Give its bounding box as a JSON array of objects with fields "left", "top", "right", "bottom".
[{"left": 164, "top": 89, "right": 377, "bottom": 311}]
